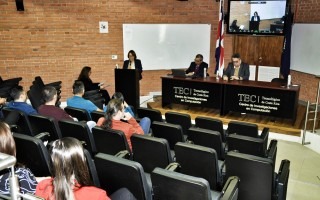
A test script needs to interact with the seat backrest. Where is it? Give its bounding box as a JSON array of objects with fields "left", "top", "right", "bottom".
[
  {"left": 276, "top": 159, "right": 290, "bottom": 200},
  {"left": 27, "top": 85, "right": 43, "bottom": 110},
  {"left": 94, "top": 153, "right": 152, "bottom": 200},
  {"left": 131, "top": 134, "right": 173, "bottom": 173},
  {"left": 165, "top": 111, "right": 191, "bottom": 135},
  {"left": 64, "top": 106, "right": 91, "bottom": 121},
  {"left": 83, "top": 149, "right": 100, "bottom": 187},
  {"left": 195, "top": 116, "right": 226, "bottom": 141},
  {"left": 92, "top": 126, "right": 131, "bottom": 156},
  {"left": 227, "top": 134, "right": 267, "bottom": 157},
  {"left": 151, "top": 167, "right": 212, "bottom": 200},
  {"left": 137, "top": 107, "right": 163, "bottom": 123},
  {"left": 34, "top": 76, "right": 45, "bottom": 87},
  {"left": 2, "top": 107, "right": 33, "bottom": 136},
  {"left": 90, "top": 111, "right": 105, "bottom": 123},
  {"left": 152, "top": 121, "right": 185, "bottom": 150},
  {"left": 58, "top": 120, "right": 97, "bottom": 155},
  {"left": 225, "top": 151, "right": 274, "bottom": 200},
  {"left": 28, "top": 114, "right": 62, "bottom": 142},
  {"left": 13, "top": 133, "right": 52, "bottom": 177},
  {"left": 227, "top": 121, "right": 258, "bottom": 138},
  {"left": 187, "top": 127, "right": 225, "bottom": 160},
  {"left": 174, "top": 142, "right": 220, "bottom": 190}
]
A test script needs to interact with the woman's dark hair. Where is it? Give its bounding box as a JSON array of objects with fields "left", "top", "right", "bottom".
[
  {"left": 254, "top": 11, "right": 258, "bottom": 16},
  {"left": 104, "top": 99, "right": 123, "bottom": 128},
  {"left": 112, "top": 92, "right": 124, "bottom": 103},
  {"left": 127, "top": 50, "right": 137, "bottom": 60},
  {"left": 78, "top": 66, "right": 91, "bottom": 81},
  {"left": 50, "top": 137, "right": 92, "bottom": 200}
]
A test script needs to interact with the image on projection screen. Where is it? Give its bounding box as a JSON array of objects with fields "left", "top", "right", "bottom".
[{"left": 123, "top": 24, "right": 211, "bottom": 70}]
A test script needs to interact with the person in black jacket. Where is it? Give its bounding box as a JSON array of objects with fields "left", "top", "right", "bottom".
[
  {"left": 185, "top": 54, "right": 208, "bottom": 78},
  {"left": 78, "top": 66, "right": 110, "bottom": 104},
  {"left": 122, "top": 50, "right": 143, "bottom": 80}
]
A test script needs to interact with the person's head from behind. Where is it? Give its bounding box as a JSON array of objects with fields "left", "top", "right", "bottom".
[
  {"left": 104, "top": 99, "right": 124, "bottom": 128},
  {"left": 50, "top": 137, "right": 92, "bottom": 200},
  {"left": 78, "top": 66, "right": 92, "bottom": 80},
  {"left": 42, "top": 86, "right": 57, "bottom": 104},
  {"left": 194, "top": 54, "right": 203, "bottom": 65},
  {"left": 128, "top": 50, "right": 137, "bottom": 62},
  {"left": 72, "top": 81, "right": 85, "bottom": 96},
  {"left": 231, "top": 53, "right": 242, "bottom": 68},
  {"left": 112, "top": 92, "right": 124, "bottom": 104},
  {"left": 254, "top": 11, "right": 258, "bottom": 17},
  {"left": 0, "top": 122, "right": 16, "bottom": 157},
  {"left": 10, "top": 86, "right": 27, "bottom": 102}
]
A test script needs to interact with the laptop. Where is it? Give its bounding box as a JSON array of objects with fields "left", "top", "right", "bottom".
[{"left": 171, "top": 69, "right": 187, "bottom": 78}]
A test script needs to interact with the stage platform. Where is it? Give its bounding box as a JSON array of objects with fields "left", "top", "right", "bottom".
[{"left": 147, "top": 96, "right": 311, "bottom": 137}]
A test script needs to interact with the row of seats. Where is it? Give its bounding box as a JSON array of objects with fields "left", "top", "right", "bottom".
[{"left": 0, "top": 76, "right": 22, "bottom": 102}]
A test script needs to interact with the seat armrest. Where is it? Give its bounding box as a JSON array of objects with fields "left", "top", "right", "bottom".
[
  {"left": 34, "top": 132, "right": 50, "bottom": 141},
  {"left": 267, "top": 139, "right": 278, "bottom": 161},
  {"left": 165, "top": 162, "right": 181, "bottom": 172},
  {"left": 275, "top": 159, "right": 290, "bottom": 200},
  {"left": 115, "top": 150, "right": 131, "bottom": 159},
  {"left": 220, "top": 176, "right": 240, "bottom": 200},
  {"left": 260, "top": 127, "right": 269, "bottom": 140}
]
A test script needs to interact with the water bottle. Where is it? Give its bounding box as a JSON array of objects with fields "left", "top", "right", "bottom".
[
  {"left": 115, "top": 64, "right": 119, "bottom": 69},
  {"left": 216, "top": 70, "right": 219, "bottom": 80},
  {"left": 287, "top": 75, "right": 291, "bottom": 88},
  {"left": 204, "top": 68, "right": 207, "bottom": 78}
]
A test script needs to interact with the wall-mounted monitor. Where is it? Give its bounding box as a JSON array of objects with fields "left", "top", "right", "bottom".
[{"left": 227, "top": 0, "right": 288, "bottom": 36}]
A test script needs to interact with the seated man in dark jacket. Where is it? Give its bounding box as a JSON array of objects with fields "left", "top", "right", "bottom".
[{"left": 223, "top": 53, "right": 250, "bottom": 81}]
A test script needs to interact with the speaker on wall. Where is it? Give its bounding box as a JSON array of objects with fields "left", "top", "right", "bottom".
[{"left": 16, "top": 0, "right": 24, "bottom": 11}]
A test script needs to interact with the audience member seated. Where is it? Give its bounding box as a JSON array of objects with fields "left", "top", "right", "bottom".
[
  {"left": 0, "top": 122, "right": 38, "bottom": 196},
  {"left": 67, "top": 81, "right": 103, "bottom": 116},
  {"left": 7, "top": 86, "right": 37, "bottom": 115},
  {"left": 97, "top": 99, "right": 146, "bottom": 151},
  {"left": 40, "top": 86, "right": 96, "bottom": 130},
  {"left": 223, "top": 53, "right": 250, "bottom": 81},
  {"left": 78, "top": 66, "right": 110, "bottom": 105},
  {"left": 0, "top": 97, "right": 6, "bottom": 118},
  {"left": 36, "top": 137, "right": 136, "bottom": 200},
  {"left": 106, "top": 92, "right": 151, "bottom": 134}
]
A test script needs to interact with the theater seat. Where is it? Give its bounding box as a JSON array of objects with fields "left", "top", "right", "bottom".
[
  {"left": 195, "top": 116, "right": 227, "bottom": 142},
  {"left": 165, "top": 111, "right": 192, "bottom": 136},
  {"left": 64, "top": 106, "right": 91, "bottom": 121},
  {"left": 94, "top": 153, "right": 152, "bottom": 200},
  {"left": 151, "top": 167, "right": 240, "bottom": 200},
  {"left": 227, "top": 121, "right": 269, "bottom": 138}
]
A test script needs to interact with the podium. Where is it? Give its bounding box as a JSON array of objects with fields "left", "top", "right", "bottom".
[{"left": 114, "top": 69, "right": 140, "bottom": 113}]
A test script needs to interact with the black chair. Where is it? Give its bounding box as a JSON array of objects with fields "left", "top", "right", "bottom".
[
  {"left": 227, "top": 121, "right": 269, "bottom": 138},
  {"left": 92, "top": 127, "right": 131, "bottom": 158},
  {"left": 2, "top": 107, "right": 33, "bottom": 136},
  {"left": 137, "top": 107, "right": 163, "bottom": 124},
  {"left": 83, "top": 149, "right": 100, "bottom": 187},
  {"left": 59, "top": 120, "right": 97, "bottom": 155},
  {"left": 94, "top": 153, "right": 152, "bottom": 200},
  {"left": 195, "top": 116, "right": 227, "bottom": 142},
  {"left": 271, "top": 78, "right": 287, "bottom": 85},
  {"left": 174, "top": 142, "right": 224, "bottom": 190},
  {"left": 151, "top": 167, "right": 240, "bottom": 200},
  {"left": 165, "top": 111, "right": 192, "bottom": 136},
  {"left": 64, "top": 106, "right": 91, "bottom": 121},
  {"left": 84, "top": 89, "right": 105, "bottom": 110},
  {"left": 225, "top": 151, "right": 290, "bottom": 200},
  {"left": 227, "top": 131, "right": 272, "bottom": 158},
  {"left": 152, "top": 121, "right": 185, "bottom": 150},
  {"left": 13, "top": 133, "right": 52, "bottom": 177},
  {"left": 187, "top": 127, "right": 226, "bottom": 160},
  {"left": 0, "top": 77, "right": 22, "bottom": 101},
  {"left": 27, "top": 85, "right": 44, "bottom": 110},
  {"left": 131, "top": 134, "right": 173, "bottom": 173},
  {"left": 90, "top": 110, "right": 105, "bottom": 122},
  {"left": 34, "top": 76, "right": 62, "bottom": 90},
  {"left": 28, "top": 114, "right": 62, "bottom": 142}
]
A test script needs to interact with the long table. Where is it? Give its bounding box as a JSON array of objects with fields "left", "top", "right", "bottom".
[{"left": 162, "top": 76, "right": 300, "bottom": 121}]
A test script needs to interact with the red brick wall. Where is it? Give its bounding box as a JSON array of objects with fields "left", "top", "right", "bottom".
[{"left": 0, "top": 0, "right": 319, "bottom": 102}]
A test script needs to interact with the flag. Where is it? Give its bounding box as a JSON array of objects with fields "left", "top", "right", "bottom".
[
  {"left": 215, "top": 0, "right": 224, "bottom": 77},
  {"left": 280, "top": 5, "right": 293, "bottom": 80}
]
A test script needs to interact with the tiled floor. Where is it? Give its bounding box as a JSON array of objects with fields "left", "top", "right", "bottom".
[{"left": 141, "top": 95, "right": 320, "bottom": 199}]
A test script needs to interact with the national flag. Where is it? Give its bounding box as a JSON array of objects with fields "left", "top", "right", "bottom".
[{"left": 215, "top": 0, "right": 224, "bottom": 77}]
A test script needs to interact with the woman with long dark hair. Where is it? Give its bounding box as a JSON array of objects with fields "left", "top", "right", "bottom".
[
  {"left": 122, "top": 50, "right": 143, "bottom": 80},
  {"left": 78, "top": 66, "right": 110, "bottom": 105}
]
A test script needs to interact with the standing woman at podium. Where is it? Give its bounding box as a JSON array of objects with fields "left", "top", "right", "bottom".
[
  {"left": 78, "top": 66, "right": 111, "bottom": 104},
  {"left": 123, "top": 50, "right": 143, "bottom": 80}
]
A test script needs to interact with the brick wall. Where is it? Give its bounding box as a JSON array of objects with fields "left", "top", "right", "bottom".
[{"left": 0, "top": 0, "right": 319, "bottom": 102}]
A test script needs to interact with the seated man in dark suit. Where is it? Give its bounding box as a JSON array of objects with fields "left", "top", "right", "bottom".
[
  {"left": 223, "top": 53, "right": 250, "bottom": 81},
  {"left": 185, "top": 54, "right": 208, "bottom": 78}
]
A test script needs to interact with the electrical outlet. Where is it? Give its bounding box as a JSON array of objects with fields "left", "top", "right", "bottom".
[{"left": 112, "top": 55, "right": 117, "bottom": 59}]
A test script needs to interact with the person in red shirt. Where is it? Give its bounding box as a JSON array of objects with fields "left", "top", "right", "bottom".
[
  {"left": 97, "top": 99, "right": 144, "bottom": 150},
  {"left": 36, "top": 137, "right": 136, "bottom": 200}
]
